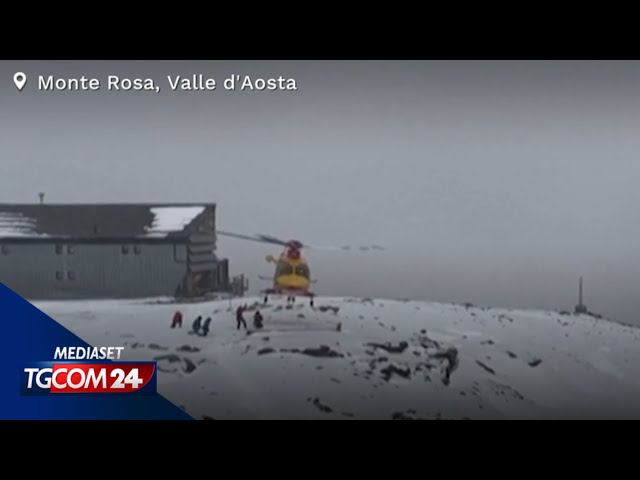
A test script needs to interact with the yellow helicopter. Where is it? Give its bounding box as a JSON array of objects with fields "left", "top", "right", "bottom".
[{"left": 216, "top": 231, "right": 384, "bottom": 306}]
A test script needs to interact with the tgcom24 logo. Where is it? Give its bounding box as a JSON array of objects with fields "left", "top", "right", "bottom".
[{"left": 21, "top": 346, "right": 157, "bottom": 395}]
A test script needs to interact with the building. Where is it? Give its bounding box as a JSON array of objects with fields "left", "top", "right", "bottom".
[{"left": 0, "top": 203, "right": 229, "bottom": 300}]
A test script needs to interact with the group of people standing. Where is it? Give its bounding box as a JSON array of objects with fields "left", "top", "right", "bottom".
[
  {"left": 170, "top": 311, "right": 212, "bottom": 336},
  {"left": 170, "top": 304, "right": 265, "bottom": 334}
]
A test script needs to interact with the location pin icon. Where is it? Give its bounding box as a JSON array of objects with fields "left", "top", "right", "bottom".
[{"left": 13, "top": 72, "right": 26, "bottom": 91}]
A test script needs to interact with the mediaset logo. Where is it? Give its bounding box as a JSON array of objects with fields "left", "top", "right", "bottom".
[{"left": 21, "top": 346, "right": 157, "bottom": 395}]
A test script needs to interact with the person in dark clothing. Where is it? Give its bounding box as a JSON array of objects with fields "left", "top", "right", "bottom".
[
  {"left": 192, "top": 316, "right": 203, "bottom": 334},
  {"left": 171, "top": 311, "right": 183, "bottom": 328},
  {"left": 201, "top": 317, "right": 212, "bottom": 336},
  {"left": 236, "top": 305, "right": 247, "bottom": 330},
  {"left": 253, "top": 310, "right": 264, "bottom": 329}
]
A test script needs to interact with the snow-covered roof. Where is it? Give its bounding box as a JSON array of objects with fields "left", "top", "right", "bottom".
[
  {"left": 144, "top": 206, "right": 206, "bottom": 237},
  {"left": 0, "top": 204, "right": 214, "bottom": 241},
  {"left": 0, "top": 212, "right": 47, "bottom": 237}
]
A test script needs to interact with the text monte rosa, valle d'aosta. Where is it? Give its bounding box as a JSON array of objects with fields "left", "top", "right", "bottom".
[{"left": 37, "top": 74, "right": 298, "bottom": 92}]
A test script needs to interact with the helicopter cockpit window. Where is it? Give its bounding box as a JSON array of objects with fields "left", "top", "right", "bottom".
[
  {"left": 294, "top": 264, "right": 310, "bottom": 279},
  {"left": 277, "top": 263, "right": 294, "bottom": 276}
]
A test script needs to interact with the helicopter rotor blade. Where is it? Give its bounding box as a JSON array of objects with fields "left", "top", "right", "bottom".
[
  {"left": 254, "top": 234, "right": 292, "bottom": 247},
  {"left": 216, "top": 231, "right": 289, "bottom": 247},
  {"left": 305, "top": 244, "right": 387, "bottom": 252},
  {"left": 217, "top": 230, "right": 386, "bottom": 251}
]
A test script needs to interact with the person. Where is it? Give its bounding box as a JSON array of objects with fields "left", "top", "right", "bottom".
[
  {"left": 236, "top": 305, "right": 247, "bottom": 330},
  {"left": 192, "top": 316, "right": 203, "bottom": 334},
  {"left": 201, "top": 317, "right": 212, "bottom": 336},
  {"left": 171, "top": 310, "right": 183, "bottom": 328},
  {"left": 253, "top": 310, "right": 264, "bottom": 329}
]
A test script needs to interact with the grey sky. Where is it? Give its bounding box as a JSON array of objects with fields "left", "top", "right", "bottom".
[{"left": 1, "top": 60, "right": 639, "bottom": 324}]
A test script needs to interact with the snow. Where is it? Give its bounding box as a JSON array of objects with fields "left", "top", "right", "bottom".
[
  {"left": 36, "top": 297, "right": 640, "bottom": 420},
  {"left": 144, "top": 206, "right": 205, "bottom": 236},
  {"left": 0, "top": 212, "right": 41, "bottom": 237}
]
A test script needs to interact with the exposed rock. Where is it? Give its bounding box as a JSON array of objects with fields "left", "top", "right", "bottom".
[
  {"left": 154, "top": 354, "right": 181, "bottom": 363},
  {"left": 432, "top": 347, "right": 459, "bottom": 385},
  {"left": 318, "top": 306, "right": 340, "bottom": 314},
  {"left": 506, "top": 351, "right": 518, "bottom": 359},
  {"left": 391, "top": 411, "right": 417, "bottom": 420},
  {"left": 309, "top": 397, "right": 333, "bottom": 413},
  {"left": 528, "top": 358, "right": 542, "bottom": 367},
  {"left": 258, "top": 348, "right": 276, "bottom": 355},
  {"left": 301, "top": 345, "right": 343, "bottom": 358},
  {"left": 367, "top": 341, "right": 409, "bottom": 354},
  {"left": 183, "top": 358, "right": 197, "bottom": 374},
  {"left": 176, "top": 345, "right": 200, "bottom": 353},
  {"left": 368, "top": 356, "right": 389, "bottom": 370},
  {"left": 380, "top": 364, "right": 411, "bottom": 381},
  {"left": 475, "top": 361, "right": 495, "bottom": 375}
]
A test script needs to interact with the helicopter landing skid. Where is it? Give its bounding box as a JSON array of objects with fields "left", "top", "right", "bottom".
[{"left": 262, "top": 289, "right": 316, "bottom": 307}]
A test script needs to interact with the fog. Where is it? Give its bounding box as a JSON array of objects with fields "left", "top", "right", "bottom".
[{"left": 1, "top": 60, "right": 638, "bottom": 324}]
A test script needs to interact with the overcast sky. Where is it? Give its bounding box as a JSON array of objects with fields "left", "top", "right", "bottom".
[{"left": 1, "top": 60, "right": 639, "bottom": 324}]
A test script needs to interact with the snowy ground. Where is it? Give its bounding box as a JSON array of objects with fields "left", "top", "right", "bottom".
[{"left": 36, "top": 297, "right": 640, "bottom": 419}]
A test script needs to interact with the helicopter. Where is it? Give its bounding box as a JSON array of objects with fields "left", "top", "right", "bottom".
[{"left": 216, "top": 231, "right": 384, "bottom": 306}]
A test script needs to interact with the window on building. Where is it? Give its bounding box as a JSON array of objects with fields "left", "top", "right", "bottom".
[
  {"left": 121, "top": 246, "right": 129, "bottom": 255},
  {"left": 55, "top": 271, "right": 64, "bottom": 281},
  {"left": 67, "top": 271, "right": 76, "bottom": 281},
  {"left": 55, "top": 245, "right": 64, "bottom": 255},
  {"left": 134, "top": 245, "right": 142, "bottom": 255},
  {"left": 1, "top": 245, "right": 9, "bottom": 255},
  {"left": 67, "top": 245, "right": 75, "bottom": 255}
]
